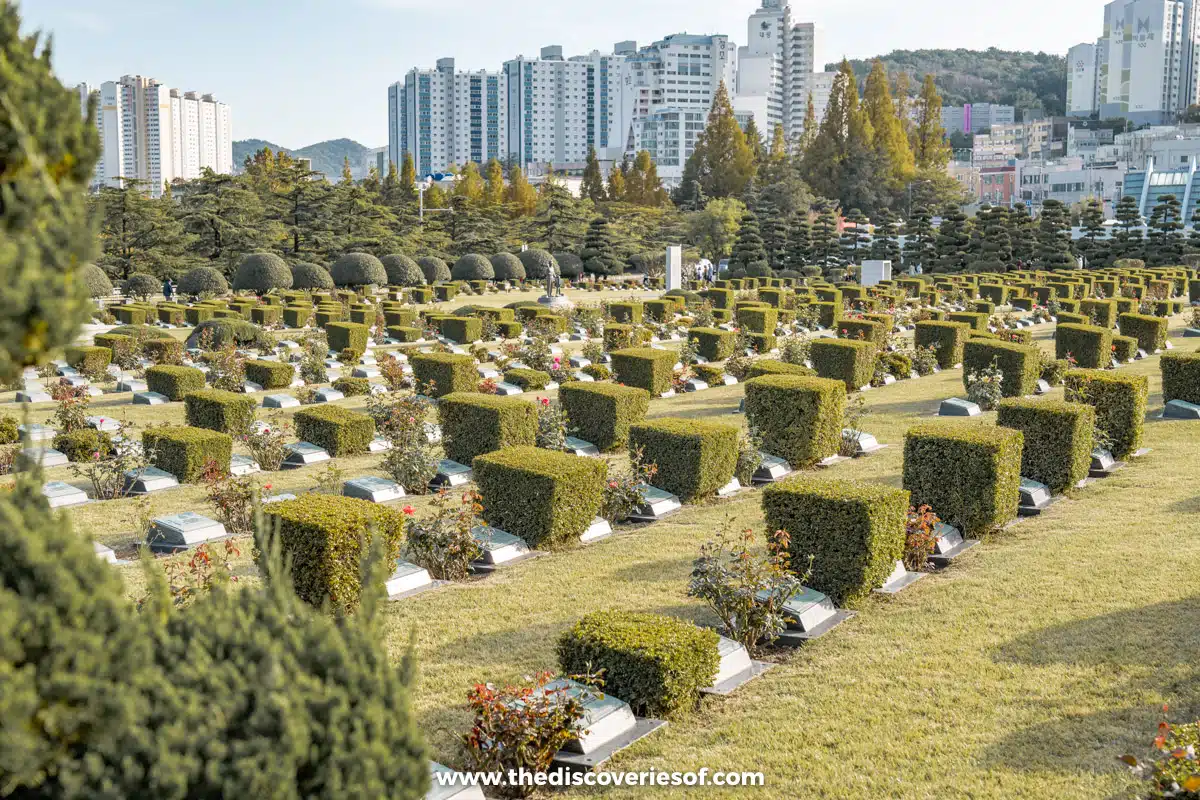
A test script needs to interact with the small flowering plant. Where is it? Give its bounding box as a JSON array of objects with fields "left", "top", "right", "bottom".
[
  {"left": 1122, "top": 706, "right": 1200, "bottom": 798},
  {"left": 600, "top": 447, "right": 657, "bottom": 523},
  {"left": 536, "top": 396, "right": 569, "bottom": 451},
  {"left": 405, "top": 490, "right": 483, "bottom": 581},
  {"left": 904, "top": 505, "right": 941, "bottom": 571},
  {"left": 242, "top": 413, "right": 290, "bottom": 471}
]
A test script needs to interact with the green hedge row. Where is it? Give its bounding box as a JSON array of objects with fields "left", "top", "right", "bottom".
[
  {"left": 1064, "top": 369, "right": 1148, "bottom": 459},
  {"left": 810, "top": 339, "right": 877, "bottom": 391},
  {"left": 611, "top": 348, "right": 677, "bottom": 395},
  {"left": 915, "top": 321, "right": 970, "bottom": 369},
  {"left": 962, "top": 339, "right": 1040, "bottom": 397},
  {"left": 144, "top": 427, "right": 233, "bottom": 483},
  {"left": 1055, "top": 323, "right": 1112, "bottom": 369},
  {"left": 1162, "top": 352, "right": 1200, "bottom": 405},
  {"left": 559, "top": 382, "right": 650, "bottom": 451},
  {"left": 244, "top": 360, "right": 295, "bottom": 390},
  {"left": 145, "top": 365, "right": 206, "bottom": 401},
  {"left": 411, "top": 353, "right": 477, "bottom": 398}
]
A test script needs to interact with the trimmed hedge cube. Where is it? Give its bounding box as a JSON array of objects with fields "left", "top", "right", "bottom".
[
  {"left": 559, "top": 382, "right": 650, "bottom": 452},
  {"left": 1113, "top": 334, "right": 1139, "bottom": 363},
  {"left": 688, "top": 327, "right": 736, "bottom": 362},
  {"left": 474, "top": 445, "right": 607, "bottom": 548},
  {"left": 744, "top": 361, "right": 814, "bottom": 380},
  {"left": 113, "top": 306, "right": 147, "bottom": 325},
  {"left": 997, "top": 398, "right": 1095, "bottom": 494},
  {"left": 628, "top": 417, "right": 739, "bottom": 502},
  {"left": 611, "top": 347, "right": 678, "bottom": 395},
  {"left": 1080, "top": 299, "right": 1117, "bottom": 329},
  {"left": 602, "top": 324, "right": 643, "bottom": 352},
  {"left": 556, "top": 611, "right": 719, "bottom": 717},
  {"left": 331, "top": 377, "right": 371, "bottom": 396},
  {"left": 386, "top": 326, "right": 422, "bottom": 343},
  {"left": 384, "top": 308, "right": 418, "bottom": 328},
  {"left": 325, "top": 322, "right": 369, "bottom": 355},
  {"left": 244, "top": 359, "right": 295, "bottom": 390},
  {"left": 294, "top": 406, "right": 376, "bottom": 457},
  {"left": 962, "top": 339, "right": 1041, "bottom": 397},
  {"left": 440, "top": 316, "right": 482, "bottom": 345},
  {"left": 762, "top": 477, "right": 908, "bottom": 606},
  {"left": 810, "top": 339, "right": 877, "bottom": 391},
  {"left": 184, "top": 389, "right": 256, "bottom": 434},
  {"left": 250, "top": 305, "right": 282, "bottom": 326},
  {"left": 143, "top": 427, "right": 232, "bottom": 483},
  {"left": 263, "top": 494, "right": 405, "bottom": 613},
  {"left": 283, "top": 306, "right": 313, "bottom": 328},
  {"left": 902, "top": 423, "right": 1024, "bottom": 537},
  {"left": 1055, "top": 323, "right": 1113, "bottom": 369},
  {"left": 643, "top": 299, "right": 675, "bottom": 322},
  {"left": 156, "top": 304, "right": 186, "bottom": 325},
  {"left": 736, "top": 306, "right": 778, "bottom": 335},
  {"left": 1118, "top": 313, "right": 1169, "bottom": 353},
  {"left": 145, "top": 365, "right": 206, "bottom": 401},
  {"left": 64, "top": 345, "right": 112, "bottom": 375},
  {"left": 411, "top": 352, "right": 478, "bottom": 398},
  {"left": 745, "top": 374, "right": 844, "bottom": 468},
  {"left": 706, "top": 288, "right": 734, "bottom": 309},
  {"left": 1162, "top": 352, "right": 1200, "bottom": 405},
  {"left": 503, "top": 368, "right": 551, "bottom": 391},
  {"left": 812, "top": 301, "right": 839, "bottom": 328},
  {"left": 185, "top": 306, "right": 214, "bottom": 325},
  {"left": 949, "top": 312, "right": 989, "bottom": 332},
  {"left": 837, "top": 318, "right": 885, "bottom": 348},
  {"left": 439, "top": 393, "right": 538, "bottom": 465},
  {"left": 915, "top": 320, "right": 970, "bottom": 369},
  {"left": 608, "top": 301, "right": 644, "bottom": 324}
]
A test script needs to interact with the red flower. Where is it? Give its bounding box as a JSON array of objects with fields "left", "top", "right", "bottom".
[
  {"left": 539, "top": 397, "right": 550, "bottom": 407},
  {"left": 402, "top": 505, "right": 416, "bottom": 515}
]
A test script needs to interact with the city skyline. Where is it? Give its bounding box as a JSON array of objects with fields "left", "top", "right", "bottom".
[{"left": 28, "top": 0, "right": 1101, "bottom": 148}]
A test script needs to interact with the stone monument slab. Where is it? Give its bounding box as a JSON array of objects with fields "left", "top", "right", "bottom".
[
  {"left": 42, "top": 481, "right": 89, "bottom": 508},
  {"left": 282, "top": 441, "right": 331, "bottom": 469},
  {"left": 343, "top": 476, "right": 406, "bottom": 503},
  {"left": 148, "top": 511, "right": 228, "bottom": 553}
]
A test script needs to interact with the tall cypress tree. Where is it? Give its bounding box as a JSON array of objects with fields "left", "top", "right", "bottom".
[
  {"left": 810, "top": 201, "right": 842, "bottom": 268},
  {"left": 483, "top": 158, "right": 507, "bottom": 207},
  {"left": 580, "top": 216, "right": 622, "bottom": 275},
  {"left": 862, "top": 59, "right": 916, "bottom": 189},
  {"left": 682, "top": 81, "right": 755, "bottom": 200},
  {"left": 934, "top": 204, "right": 972, "bottom": 273},
  {"left": 869, "top": 207, "right": 902, "bottom": 264},
  {"left": 1145, "top": 194, "right": 1184, "bottom": 266},
  {"left": 1074, "top": 198, "right": 1108, "bottom": 267},
  {"left": 1034, "top": 199, "right": 1075, "bottom": 269},
  {"left": 759, "top": 202, "right": 791, "bottom": 269},
  {"left": 969, "top": 205, "right": 1013, "bottom": 273},
  {"left": 912, "top": 74, "right": 950, "bottom": 170},
  {"left": 581, "top": 146, "right": 606, "bottom": 203},
  {"left": 840, "top": 208, "right": 871, "bottom": 264},
  {"left": 1110, "top": 195, "right": 1144, "bottom": 263},
  {"left": 730, "top": 211, "right": 770, "bottom": 275},
  {"left": 399, "top": 152, "right": 418, "bottom": 202},
  {"left": 1008, "top": 202, "right": 1037, "bottom": 265},
  {"left": 786, "top": 212, "right": 812, "bottom": 269},
  {"left": 902, "top": 204, "right": 935, "bottom": 271}
]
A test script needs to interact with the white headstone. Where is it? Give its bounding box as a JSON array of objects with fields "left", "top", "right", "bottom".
[
  {"left": 665, "top": 245, "right": 683, "bottom": 291},
  {"left": 861, "top": 260, "right": 893, "bottom": 287}
]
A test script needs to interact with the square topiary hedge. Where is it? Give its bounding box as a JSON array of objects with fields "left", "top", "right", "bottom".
[
  {"left": 384, "top": 309, "right": 418, "bottom": 328},
  {"left": 1055, "top": 323, "right": 1113, "bottom": 369},
  {"left": 113, "top": 306, "right": 147, "bottom": 325},
  {"left": 644, "top": 299, "right": 675, "bottom": 322},
  {"left": 264, "top": 494, "right": 405, "bottom": 613},
  {"left": 762, "top": 476, "right": 908, "bottom": 606},
  {"left": 706, "top": 288, "right": 734, "bottom": 309},
  {"left": 628, "top": 417, "right": 739, "bottom": 502},
  {"left": 1162, "top": 351, "right": 1200, "bottom": 405},
  {"left": 949, "top": 311, "right": 989, "bottom": 332},
  {"left": 1056, "top": 312, "right": 1088, "bottom": 326},
  {"left": 837, "top": 318, "right": 886, "bottom": 348},
  {"left": 1113, "top": 334, "right": 1138, "bottom": 363},
  {"left": 602, "top": 324, "right": 644, "bottom": 352},
  {"left": 902, "top": 422, "right": 1024, "bottom": 537},
  {"left": 386, "top": 326, "right": 422, "bottom": 343},
  {"left": 556, "top": 611, "right": 719, "bottom": 717},
  {"left": 294, "top": 405, "right": 376, "bottom": 457},
  {"left": 609, "top": 301, "right": 644, "bottom": 324},
  {"left": 438, "top": 393, "right": 538, "bottom": 465},
  {"left": 143, "top": 426, "right": 232, "bottom": 483},
  {"left": 997, "top": 398, "right": 1094, "bottom": 494},
  {"left": 185, "top": 306, "right": 214, "bottom": 325},
  {"left": 184, "top": 389, "right": 256, "bottom": 434},
  {"left": 688, "top": 327, "right": 736, "bottom": 362},
  {"left": 915, "top": 320, "right": 970, "bottom": 368},
  {"left": 325, "top": 322, "right": 369, "bottom": 355},
  {"left": 440, "top": 316, "right": 481, "bottom": 344},
  {"left": 744, "top": 361, "right": 815, "bottom": 380},
  {"left": 64, "top": 345, "right": 112, "bottom": 375},
  {"left": 474, "top": 445, "right": 607, "bottom": 548},
  {"left": 559, "top": 382, "right": 650, "bottom": 451},
  {"left": 250, "top": 306, "right": 282, "bottom": 326},
  {"left": 745, "top": 374, "right": 844, "bottom": 468},
  {"left": 156, "top": 304, "right": 186, "bottom": 325},
  {"left": 503, "top": 367, "right": 552, "bottom": 390},
  {"left": 332, "top": 377, "right": 371, "bottom": 397},
  {"left": 408, "top": 287, "right": 433, "bottom": 304},
  {"left": 145, "top": 365, "right": 206, "bottom": 401},
  {"left": 283, "top": 306, "right": 312, "bottom": 328},
  {"left": 979, "top": 284, "right": 1009, "bottom": 305},
  {"left": 735, "top": 306, "right": 778, "bottom": 335},
  {"left": 411, "top": 352, "right": 478, "bottom": 397},
  {"left": 810, "top": 339, "right": 877, "bottom": 391},
  {"left": 611, "top": 347, "right": 678, "bottom": 395},
  {"left": 244, "top": 359, "right": 295, "bottom": 390},
  {"left": 963, "top": 339, "right": 1041, "bottom": 397},
  {"left": 1080, "top": 299, "right": 1117, "bottom": 329},
  {"left": 1118, "top": 313, "right": 1169, "bottom": 353}
]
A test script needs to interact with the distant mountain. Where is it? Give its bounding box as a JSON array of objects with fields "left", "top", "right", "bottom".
[
  {"left": 232, "top": 138, "right": 383, "bottom": 179},
  {"left": 832, "top": 48, "right": 1068, "bottom": 119}
]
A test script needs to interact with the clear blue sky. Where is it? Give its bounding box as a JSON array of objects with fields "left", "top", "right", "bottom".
[{"left": 27, "top": 0, "right": 1101, "bottom": 148}]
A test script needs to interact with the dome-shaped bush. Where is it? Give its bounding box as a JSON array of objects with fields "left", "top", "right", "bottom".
[
  {"left": 451, "top": 254, "right": 494, "bottom": 282},
  {"left": 123, "top": 272, "right": 160, "bottom": 300},
  {"left": 518, "top": 249, "right": 557, "bottom": 280},
  {"left": 291, "top": 261, "right": 334, "bottom": 290},
  {"left": 186, "top": 319, "right": 262, "bottom": 349},
  {"left": 552, "top": 252, "right": 584, "bottom": 279},
  {"left": 417, "top": 256, "right": 450, "bottom": 284},
  {"left": 232, "top": 252, "right": 292, "bottom": 293},
  {"left": 380, "top": 254, "right": 424, "bottom": 287},
  {"left": 107, "top": 324, "right": 174, "bottom": 341},
  {"left": 178, "top": 266, "right": 229, "bottom": 297},
  {"left": 489, "top": 253, "right": 525, "bottom": 282},
  {"left": 81, "top": 264, "right": 113, "bottom": 298},
  {"left": 331, "top": 253, "right": 387, "bottom": 288}
]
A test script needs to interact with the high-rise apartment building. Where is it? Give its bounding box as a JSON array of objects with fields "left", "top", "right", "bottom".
[
  {"left": 941, "top": 103, "right": 1017, "bottom": 134},
  {"left": 85, "top": 75, "right": 232, "bottom": 196},
  {"left": 1066, "top": 42, "right": 1101, "bottom": 115},
  {"left": 735, "top": 0, "right": 823, "bottom": 144}
]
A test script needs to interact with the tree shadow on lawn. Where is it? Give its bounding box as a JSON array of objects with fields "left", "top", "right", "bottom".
[{"left": 1164, "top": 495, "right": 1200, "bottom": 514}]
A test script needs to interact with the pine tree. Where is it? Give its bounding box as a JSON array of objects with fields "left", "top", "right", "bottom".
[
  {"left": 840, "top": 208, "right": 871, "bottom": 264},
  {"left": 176, "top": 170, "right": 279, "bottom": 273},
  {"left": 1075, "top": 198, "right": 1108, "bottom": 267},
  {"left": 581, "top": 146, "right": 606, "bottom": 202},
  {"left": 786, "top": 211, "right": 812, "bottom": 269},
  {"left": 1145, "top": 194, "right": 1184, "bottom": 266},
  {"left": 933, "top": 204, "right": 972, "bottom": 273},
  {"left": 730, "top": 211, "right": 770, "bottom": 275},
  {"left": 893, "top": 71, "right": 914, "bottom": 140},
  {"left": 759, "top": 202, "right": 791, "bottom": 269},
  {"left": 683, "top": 81, "right": 756, "bottom": 199},
  {"left": 92, "top": 180, "right": 195, "bottom": 279},
  {"left": 796, "top": 92, "right": 819, "bottom": 155},
  {"left": 1110, "top": 195, "right": 1144, "bottom": 263},
  {"left": 969, "top": 205, "right": 1014, "bottom": 272},
  {"left": 902, "top": 204, "right": 935, "bottom": 271},
  {"left": 580, "top": 216, "right": 622, "bottom": 275},
  {"left": 399, "top": 153, "right": 418, "bottom": 202},
  {"left": 535, "top": 184, "right": 589, "bottom": 252},
  {"left": 507, "top": 166, "right": 537, "bottom": 216},
  {"left": 862, "top": 59, "right": 916, "bottom": 188},
  {"left": 912, "top": 74, "right": 950, "bottom": 170},
  {"left": 607, "top": 160, "right": 628, "bottom": 202},
  {"left": 1034, "top": 199, "right": 1075, "bottom": 269},
  {"left": 743, "top": 116, "right": 766, "bottom": 167},
  {"left": 455, "top": 161, "right": 485, "bottom": 206},
  {"left": 273, "top": 158, "right": 336, "bottom": 259},
  {"left": 1008, "top": 202, "right": 1037, "bottom": 265},
  {"left": 626, "top": 150, "right": 668, "bottom": 206},
  {"left": 869, "top": 207, "right": 902, "bottom": 264},
  {"left": 810, "top": 201, "right": 842, "bottom": 268},
  {"left": 381, "top": 160, "right": 403, "bottom": 207},
  {"left": 483, "top": 158, "right": 507, "bottom": 207}
]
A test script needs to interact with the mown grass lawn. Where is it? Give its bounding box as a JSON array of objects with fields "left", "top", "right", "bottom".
[{"left": 15, "top": 302, "right": 1199, "bottom": 799}]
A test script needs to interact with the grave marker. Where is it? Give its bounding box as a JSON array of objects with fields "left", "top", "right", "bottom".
[
  {"left": 430, "top": 459, "right": 473, "bottom": 489},
  {"left": 313, "top": 388, "right": 344, "bottom": 403},
  {"left": 628, "top": 485, "right": 681, "bottom": 522},
  {"left": 752, "top": 453, "right": 793, "bottom": 484},
  {"left": 471, "top": 525, "right": 535, "bottom": 568},
  {"left": 132, "top": 391, "right": 169, "bottom": 405},
  {"left": 147, "top": 512, "right": 228, "bottom": 553},
  {"left": 122, "top": 466, "right": 180, "bottom": 495},
  {"left": 343, "top": 476, "right": 406, "bottom": 503},
  {"left": 263, "top": 394, "right": 300, "bottom": 409},
  {"left": 537, "top": 678, "right": 667, "bottom": 771},
  {"left": 874, "top": 560, "right": 925, "bottom": 594},
  {"left": 281, "top": 441, "right": 331, "bottom": 469},
  {"left": 928, "top": 521, "right": 980, "bottom": 566},
  {"left": 939, "top": 398, "right": 982, "bottom": 417},
  {"left": 763, "top": 586, "right": 853, "bottom": 642},
  {"left": 42, "top": 481, "right": 89, "bottom": 508},
  {"left": 1163, "top": 399, "right": 1200, "bottom": 419},
  {"left": 703, "top": 635, "right": 773, "bottom": 696}
]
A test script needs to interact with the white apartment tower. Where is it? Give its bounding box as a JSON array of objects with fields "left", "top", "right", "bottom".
[
  {"left": 1097, "top": 0, "right": 1200, "bottom": 123},
  {"left": 75, "top": 83, "right": 104, "bottom": 187},
  {"left": 503, "top": 46, "right": 606, "bottom": 168},
  {"left": 1067, "top": 42, "right": 1100, "bottom": 115},
  {"left": 735, "top": 0, "right": 823, "bottom": 145},
  {"left": 91, "top": 75, "right": 232, "bottom": 196}
]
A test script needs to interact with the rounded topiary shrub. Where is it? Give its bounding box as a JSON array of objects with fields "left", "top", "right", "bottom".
[
  {"left": 232, "top": 252, "right": 293, "bottom": 293},
  {"left": 178, "top": 266, "right": 230, "bottom": 297},
  {"left": 451, "top": 254, "right": 494, "bottom": 282},
  {"left": 331, "top": 253, "right": 387, "bottom": 288},
  {"left": 124, "top": 272, "right": 159, "bottom": 300},
  {"left": 553, "top": 252, "right": 584, "bottom": 278},
  {"left": 291, "top": 261, "right": 334, "bottom": 290},
  {"left": 81, "top": 264, "right": 113, "bottom": 298},
  {"left": 380, "top": 254, "right": 424, "bottom": 287},
  {"left": 489, "top": 253, "right": 525, "bottom": 282},
  {"left": 518, "top": 249, "right": 557, "bottom": 280},
  {"left": 417, "top": 256, "right": 450, "bottom": 284}
]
